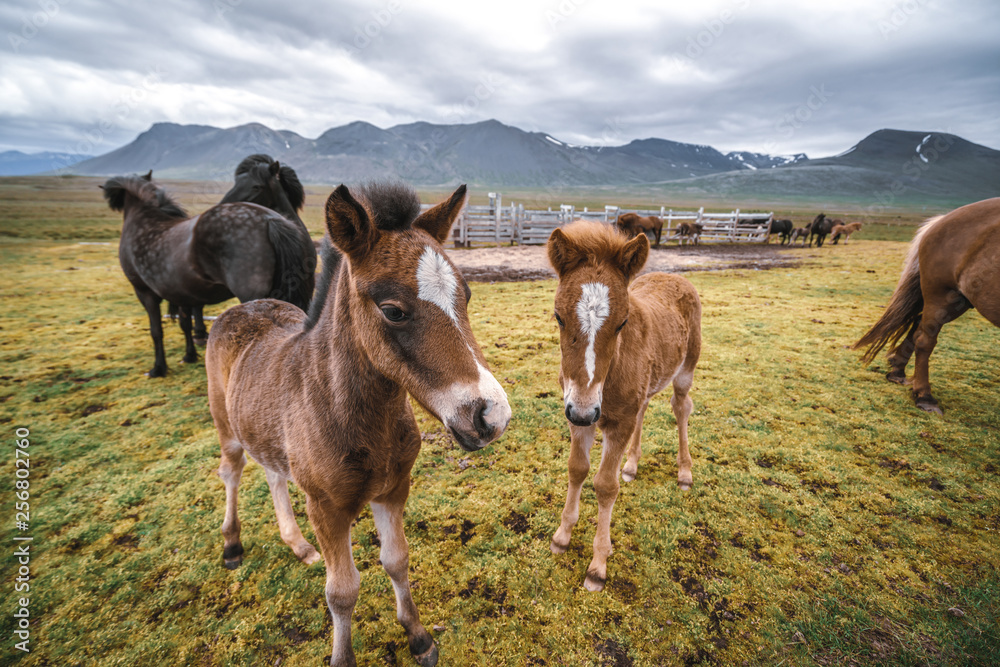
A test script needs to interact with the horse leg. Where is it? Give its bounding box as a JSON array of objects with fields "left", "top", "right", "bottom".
[
  {"left": 885, "top": 321, "right": 919, "bottom": 384},
  {"left": 654, "top": 225, "right": 662, "bottom": 247},
  {"left": 911, "top": 290, "right": 970, "bottom": 414},
  {"left": 671, "top": 374, "right": 695, "bottom": 490},
  {"left": 193, "top": 306, "right": 208, "bottom": 346},
  {"left": 217, "top": 437, "right": 247, "bottom": 569},
  {"left": 135, "top": 289, "right": 167, "bottom": 377},
  {"left": 178, "top": 306, "right": 198, "bottom": 364},
  {"left": 621, "top": 400, "right": 650, "bottom": 483},
  {"left": 264, "top": 468, "right": 321, "bottom": 565},
  {"left": 372, "top": 490, "right": 438, "bottom": 666},
  {"left": 306, "top": 499, "right": 361, "bottom": 667},
  {"left": 584, "top": 419, "right": 632, "bottom": 592},
  {"left": 551, "top": 424, "right": 595, "bottom": 555}
]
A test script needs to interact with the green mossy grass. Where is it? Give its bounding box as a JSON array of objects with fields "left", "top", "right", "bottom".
[{"left": 1, "top": 181, "right": 997, "bottom": 666}]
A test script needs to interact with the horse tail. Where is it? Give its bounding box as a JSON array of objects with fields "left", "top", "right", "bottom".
[
  {"left": 304, "top": 236, "right": 343, "bottom": 330},
  {"left": 853, "top": 215, "right": 942, "bottom": 362},
  {"left": 265, "top": 216, "right": 315, "bottom": 311}
]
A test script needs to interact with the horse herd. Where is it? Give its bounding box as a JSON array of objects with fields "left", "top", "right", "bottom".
[
  {"left": 615, "top": 211, "right": 863, "bottom": 247},
  {"left": 101, "top": 156, "right": 998, "bottom": 666}
]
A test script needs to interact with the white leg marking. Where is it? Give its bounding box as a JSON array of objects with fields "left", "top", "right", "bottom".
[{"left": 576, "top": 282, "right": 610, "bottom": 385}]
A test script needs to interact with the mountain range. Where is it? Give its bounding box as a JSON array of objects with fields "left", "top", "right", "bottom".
[
  {"left": 0, "top": 150, "right": 94, "bottom": 176},
  {"left": 22, "top": 120, "right": 1000, "bottom": 203}
]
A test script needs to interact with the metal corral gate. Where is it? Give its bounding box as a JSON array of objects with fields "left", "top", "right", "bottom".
[{"left": 421, "top": 194, "right": 773, "bottom": 247}]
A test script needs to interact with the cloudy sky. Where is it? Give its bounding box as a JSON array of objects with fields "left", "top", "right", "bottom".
[{"left": 2, "top": 0, "right": 998, "bottom": 159}]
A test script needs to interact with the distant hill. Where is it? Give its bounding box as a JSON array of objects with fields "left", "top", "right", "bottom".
[
  {"left": 63, "top": 121, "right": 999, "bottom": 205},
  {"left": 0, "top": 150, "right": 94, "bottom": 176}
]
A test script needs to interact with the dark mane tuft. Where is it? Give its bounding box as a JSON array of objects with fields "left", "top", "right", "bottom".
[
  {"left": 354, "top": 181, "right": 422, "bottom": 232},
  {"left": 233, "top": 154, "right": 305, "bottom": 212},
  {"left": 555, "top": 220, "right": 636, "bottom": 265},
  {"left": 101, "top": 175, "right": 187, "bottom": 218}
]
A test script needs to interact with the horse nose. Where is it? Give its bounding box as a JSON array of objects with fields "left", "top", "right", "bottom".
[
  {"left": 565, "top": 402, "right": 600, "bottom": 426},
  {"left": 473, "top": 399, "right": 496, "bottom": 440}
]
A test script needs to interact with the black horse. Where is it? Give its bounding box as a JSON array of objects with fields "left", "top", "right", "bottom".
[
  {"left": 170, "top": 156, "right": 317, "bottom": 343},
  {"left": 769, "top": 219, "right": 794, "bottom": 245},
  {"left": 104, "top": 174, "right": 315, "bottom": 377},
  {"left": 809, "top": 213, "right": 836, "bottom": 247}
]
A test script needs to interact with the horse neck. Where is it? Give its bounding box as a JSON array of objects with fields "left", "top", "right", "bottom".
[
  {"left": 303, "top": 264, "right": 406, "bottom": 416},
  {"left": 120, "top": 194, "right": 178, "bottom": 237}
]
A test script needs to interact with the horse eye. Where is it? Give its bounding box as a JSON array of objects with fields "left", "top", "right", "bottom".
[
  {"left": 380, "top": 305, "right": 407, "bottom": 322},
  {"left": 554, "top": 312, "right": 564, "bottom": 327},
  {"left": 616, "top": 319, "right": 628, "bottom": 333}
]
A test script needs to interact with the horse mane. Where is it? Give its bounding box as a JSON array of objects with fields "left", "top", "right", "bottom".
[
  {"left": 101, "top": 175, "right": 188, "bottom": 218},
  {"left": 234, "top": 154, "right": 306, "bottom": 212},
  {"left": 557, "top": 220, "right": 636, "bottom": 266},
  {"left": 354, "top": 181, "right": 422, "bottom": 232}
]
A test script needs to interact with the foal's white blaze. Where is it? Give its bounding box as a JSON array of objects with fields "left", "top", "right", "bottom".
[
  {"left": 576, "top": 282, "right": 610, "bottom": 385},
  {"left": 416, "top": 246, "right": 459, "bottom": 326}
]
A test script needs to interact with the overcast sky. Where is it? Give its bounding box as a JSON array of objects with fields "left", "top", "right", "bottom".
[{"left": 2, "top": 0, "right": 998, "bottom": 159}]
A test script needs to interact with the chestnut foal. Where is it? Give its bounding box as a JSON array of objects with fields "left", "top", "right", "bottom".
[
  {"left": 206, "top": 182, "right": 511, "bottom": 666},
  {"left": 547, "top": 222, "right": 702, "bottom": 591}
]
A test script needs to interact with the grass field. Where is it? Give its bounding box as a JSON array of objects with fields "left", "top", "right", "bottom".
[{"left": 1, "top": 177, "right": 998, "bottom": 666}]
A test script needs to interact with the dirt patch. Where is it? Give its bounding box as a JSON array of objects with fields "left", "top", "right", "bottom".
[{"left": 447, "top": 243, "right": 803, "bottom": 282}]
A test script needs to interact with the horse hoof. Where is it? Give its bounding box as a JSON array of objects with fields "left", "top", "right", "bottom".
[
  {"left": 298, "top": 546, "right": 322, "bottom": 565},
  {"left": 194, "top": 337, "right": 208, "bottom": 347},
  {"left": 584, "top": 572, "right": 606, "bottom": 592},
  {"left": 223, "top": 543, "right": 244, "bottom": 569},
  {"left": 550, "top": 539, "right": 568, "bottom": 555},
  {"left": 886, "top": 371, "right": 907, "bottom": 385},
  {"left": 621, "top": 469, "right": 636, "bottom": 483},
  {"left": 412, "top": 641, "right": 438, "bottom": 667},
  {"left": 224, "top": 557, "right": 243, "bottom": 570},
  {"left": 916, "top": 399, "right": 944, "bottom": 416},
  {"left": 146, "top": 368, "right": 166, "bottom": 378},
  {"left": 181, "top": 355, "right": 197, "bottom": 364}
]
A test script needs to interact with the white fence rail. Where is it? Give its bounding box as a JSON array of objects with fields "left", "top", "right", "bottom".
[{"left": 421, "top": 195, "right": 774, "bottom": 247}]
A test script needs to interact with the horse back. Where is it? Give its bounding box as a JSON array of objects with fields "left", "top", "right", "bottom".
[{"left": 614, "top": 273, "right": 701, "bottom": 399}]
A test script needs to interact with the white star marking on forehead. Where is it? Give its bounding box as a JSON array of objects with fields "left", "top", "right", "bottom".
[
  {"left": 416, "top": 246, "right": 459, "bottom": 325},
  {"left": 576, "top": 282, "right": 610, "bottom": 385}
]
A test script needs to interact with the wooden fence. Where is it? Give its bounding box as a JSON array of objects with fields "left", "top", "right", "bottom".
[{"left": 421, "top": 194, "right": 774, "bottom": 247}]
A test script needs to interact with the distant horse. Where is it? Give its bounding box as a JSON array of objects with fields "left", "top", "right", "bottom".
[
  {"left": 831, "top": 221, "right": 863, "bottom": 244},
  {"left": 616, "top": 213, "right": 663, "bottom": 247},
  {"left": 103, "top": 174, "right": 315, "bottom": 377},
  {"left": 177, "top": 155, "right": 317, "bottom": 344},
  {"left": 206, "top": 182, "right": 511, "bottom": 665},
  {"left": 675, "top": 221, "right": 704, "bottom": 245},
  {"left": 547, "top": 221, "right": 701, "bottom": 591},
  {"left": 789, "top": 225, "right": 810, "bottom": 245},
  {"left": 854, "top": 198, "right": 1000, "bottom": 414},
  {"left": 768, "top": 218, "right": 794, "bottom": 245},
  {"left": 809, "top": 213, "right": 838, "bottom": 247}
]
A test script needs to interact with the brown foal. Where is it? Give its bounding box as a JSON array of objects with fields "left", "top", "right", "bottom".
[
  {"left": 546, "top": 221, "right": 702, "bottom": 591},
  {"left": 206, "top": 182, "right": 511, "bottom": 666}
]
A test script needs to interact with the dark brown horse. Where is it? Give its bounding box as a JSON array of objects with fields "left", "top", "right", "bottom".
[
  {"left": 206, "top": 182, "right": 511, "bottom": 666},
  {"left": 104, "top": 174, "right": 315, "bottom": 377},
  {"left": 547, "top": 221, "right": 702, "bottom": 591},
  {"left": 177, "top": 155, "right": 316, "bottom": 343},
  {"left": 768, "top": 218, "right": 794, "bottom": 245},
  {"left": 675, "top": 221, "right": 704, "bottom": 245},
  {"left": 616, "top": 213, "right": 663, "bottom": 247},
  {"left": 809, "top": 213, "right": 839, "bottom": 247},
  {"left": 854, "top": 198, "right": 1000, "bottom": 413}
]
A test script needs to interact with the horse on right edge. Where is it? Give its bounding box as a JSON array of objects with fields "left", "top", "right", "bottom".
[{"left": 854, "top": 197, "right": 1000, "bottom": 414}]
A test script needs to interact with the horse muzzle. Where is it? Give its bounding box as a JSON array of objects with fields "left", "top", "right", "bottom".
[{"left": 447, "top": 397, "right": 511, "bottom": 452}]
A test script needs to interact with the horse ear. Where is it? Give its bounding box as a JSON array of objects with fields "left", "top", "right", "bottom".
[
  {"left": 142, "top": 170, "right": 152, "bottom": 181},
  {"left": 269, "top": 161, "right": 280, "bottom": 177},
  {"left": 414, "top": 184, "right": 466, "bottom": 244},
  {"left": 617, "top": 232, "right": 649, "bottom": 283},
  {"left": 325, "top": 185, "right": 378, "bottom": 260},
  {"left": 547, "top": 227, "right": 583, "bottom": 277}
]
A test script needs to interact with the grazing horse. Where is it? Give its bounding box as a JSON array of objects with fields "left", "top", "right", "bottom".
[
  {"left": 768, "top": 218, "right": 794, "bottom": 245},
  {"left": 178, "top": 155, "right": 317, "bottom": 344},
  {"left": 103, "top": 175, "right": 315, "bottom": 377},
  {"left": 854, "top": 198, "right": 1000, "bottom": 414},
  {"left": 546, "top": 221, "right": 702, "bottom": 591},
  {"left": 675, "top": 221, "right": 704, "bottom": 245},
  {"left": 789, "top": 225, "right": 810, "bottom": 245},
  {"left": 831, "top": 221, "right": 863, "bottom": 244},
  {"left": 809, "top": 213, "right": 838, "bottom": 247},
  {"left": 206, "top": 182, "right": 511, "bottom": 666},
  {"left": 616, "top": 212, "right": 663, "bottom": 247}
]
